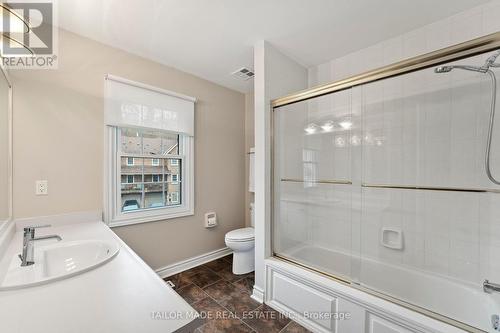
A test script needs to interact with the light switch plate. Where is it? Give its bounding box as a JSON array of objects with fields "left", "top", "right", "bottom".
[{"left": 36, "top": 180, "right": 48, "bottom": 195}]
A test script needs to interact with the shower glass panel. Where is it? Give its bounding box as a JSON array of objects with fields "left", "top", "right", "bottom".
[
  {"left": 273, "top": 90, "right": 355, "bottom": 281},
  {"left": 272, "top": 51, "right": 500, "bottom": 332}
]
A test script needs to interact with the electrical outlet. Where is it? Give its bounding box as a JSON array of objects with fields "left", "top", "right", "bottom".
[{"left": 36, "top": 180, "right": 48, "bottom": 195}]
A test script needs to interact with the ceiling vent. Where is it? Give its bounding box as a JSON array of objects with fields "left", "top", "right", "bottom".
[{"left": 231, "top": 67, "right": 254, "bottom": 80}]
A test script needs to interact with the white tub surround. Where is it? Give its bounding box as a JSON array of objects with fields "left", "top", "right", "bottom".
[
  {"left": 0, "top": 212, "right": 199, "bottom": 333},
  {"left": 265, "top": 258, "right": 470, "bottom": 333},
  {"left": 276, "top": 246, "right": 497, "bottom": 333}
]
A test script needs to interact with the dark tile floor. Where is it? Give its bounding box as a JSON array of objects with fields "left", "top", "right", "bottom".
[{"left": 164, "top": 254, "right": 312, "bottom": 333}]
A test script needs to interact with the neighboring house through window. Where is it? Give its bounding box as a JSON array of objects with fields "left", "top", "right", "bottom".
[{"left": 170, "top": 192, "right": 179, "bottom": 204}]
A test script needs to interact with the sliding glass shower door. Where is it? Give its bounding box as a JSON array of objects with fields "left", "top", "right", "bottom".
[
  {"left": 272, "top": 51, "right": 500, "bottom": 332},
  {"left": 273, "top": 89, "right": 356, "bottom": 282}
]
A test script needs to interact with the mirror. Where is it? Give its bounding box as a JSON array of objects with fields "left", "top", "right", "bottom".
[{"left": 0, "top": 67, "right": 11, "bottom": 228}]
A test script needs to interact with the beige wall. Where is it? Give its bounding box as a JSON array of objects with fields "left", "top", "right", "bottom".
[
  {"left": 10, "top": 29, "right": 246, "bottom": 270},
  {"left": 244, "top": 92, "right": 254, "bottom": 227}
]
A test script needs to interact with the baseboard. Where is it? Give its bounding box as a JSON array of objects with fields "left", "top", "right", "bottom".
[
  {"left": 251, "top": 285, "right": 264, "bottom": 303},
  {"left": 156, "top": 247, "right": 233, "bottom": 279}
]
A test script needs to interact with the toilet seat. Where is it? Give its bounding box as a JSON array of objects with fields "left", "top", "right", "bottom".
[{"left": 225, "top": 227, "right": 254, "bottom": 242}]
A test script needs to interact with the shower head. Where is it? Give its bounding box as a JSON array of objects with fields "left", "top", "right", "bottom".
[
  {"left": 484, "top": 50, "right": 500, "bottom": 68},
  {"left": 434, "top": 66, "right": 453, "bottom": 73},
  {"left": 434, "top": 64, "right": 486, "bottom": 74},
  {"left": 435, "top": 51, "right": 500, "bottom": 74}
]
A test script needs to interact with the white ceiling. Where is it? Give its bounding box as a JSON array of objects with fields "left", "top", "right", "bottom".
[{"left": 55, "top": 0, "right": 491, "bottom": 93}]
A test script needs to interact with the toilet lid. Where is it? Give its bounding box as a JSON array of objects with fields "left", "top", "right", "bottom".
[{"left": 225, "top": 227, "right": 254, "bottom": 241}]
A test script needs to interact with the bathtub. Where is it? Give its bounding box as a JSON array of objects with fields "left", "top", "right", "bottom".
[{"left": 279, "top": 244, "right": 499, "bottom": 332}]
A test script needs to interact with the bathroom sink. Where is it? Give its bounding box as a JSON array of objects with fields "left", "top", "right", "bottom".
[{"left": 0, "top": 240, "right": 119, "bottom": 290}]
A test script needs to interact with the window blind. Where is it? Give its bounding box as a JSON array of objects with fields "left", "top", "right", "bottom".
[{"left": 104, "top": 75, "right": 196, "bottom": 136}]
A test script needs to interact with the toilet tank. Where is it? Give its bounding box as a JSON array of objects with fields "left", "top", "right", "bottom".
[{"left": 250, "top": 203, "right": 255, "bottom": 227}]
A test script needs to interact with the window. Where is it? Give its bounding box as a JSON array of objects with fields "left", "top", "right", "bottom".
[
  {"left": 104, "top": 75, "right": 195, "bottom": 227},
  {"left": 107, "top": 128, "right": 192, "bottom": 225},
  {"left": 171, "top": 174, "right": 179, "bottom": 183}
]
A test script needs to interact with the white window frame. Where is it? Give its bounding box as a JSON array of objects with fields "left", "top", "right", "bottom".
[
  {"left": 127, "top": 157, "right": 134, "bottom": 166},
  {"left": 170, "top": 159, "right": 179, "bottom": 166},
  {"left": 104, "top": 127, "right": 194, "bottom": 227},
  {"left": 152, "top": 158, "right": 160, "bottom": 166}
]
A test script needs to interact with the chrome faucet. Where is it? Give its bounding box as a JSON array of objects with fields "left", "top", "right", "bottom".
[{"left": 18, "top": 225, "right": 62, "bottom": 266}]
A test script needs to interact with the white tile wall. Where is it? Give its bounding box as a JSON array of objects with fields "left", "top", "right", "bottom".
[
  {"left": 450, "top": 6, "right": 484, "bottom": 44},
  {"left": 278, "top": 90, "right": 352, "bottom": 182},
  {"left": 359, "top": 59, "right": 499, "bottom": 188},
  {"left": 350, "top": 9, "right": 500, "bottom": 287},
  {"left": 361, "top": 187, "right": 486, "bottom": 285},
  {"left": 309, "top": 1, "right": 500, "bottom": 87},
  {"left": 275, "top": 182, "right": 352, "bottom": 255},
  {"left": 484, "top": 1, "right": 500, "bottom": 34},
  {"left": 479, "top": 192, "right": 500, "bottom": 282}
]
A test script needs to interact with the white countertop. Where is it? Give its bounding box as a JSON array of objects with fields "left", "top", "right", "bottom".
[{"left": 0, "top": 219, "right": 199, "bottom": 333}]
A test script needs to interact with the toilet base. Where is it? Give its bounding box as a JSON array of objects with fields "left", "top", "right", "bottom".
[{"left": 232, "top": 250, "right": 255, "bottom": 275}]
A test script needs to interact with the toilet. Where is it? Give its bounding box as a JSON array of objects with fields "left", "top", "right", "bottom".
[{"left": 225, "top": 203, "right": 255, "bottom": 274}]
